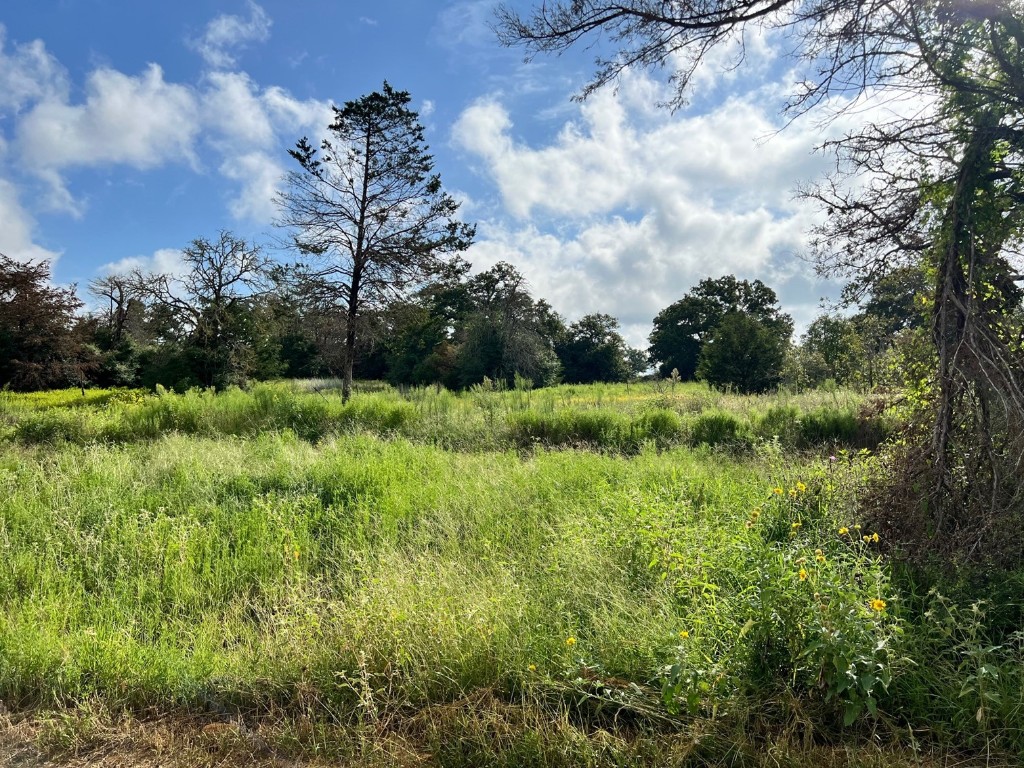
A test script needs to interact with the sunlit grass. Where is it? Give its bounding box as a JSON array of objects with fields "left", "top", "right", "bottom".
[{"left": 0, "top": 383, "right": 1018, "bottom": 765}]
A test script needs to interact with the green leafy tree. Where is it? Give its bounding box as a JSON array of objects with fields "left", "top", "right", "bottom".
[
  {"left": 556, "top": 313, "right": 630, "bottom": 383},
  {"left": 277, "top": 82, "right": 475, "bottom": 402},
  {"left": 0, "top": 254, "right": 94, "bottom": 391},
  {"left": 800, "top": 314, "right": 864, "bottom": 387},
  {"left": 648, "top": 276, "right": 792, "bottom": 379},
  {"left": 625, "top": 347, "right": 650, "bottom": 378},
  {"left": 696, "top": 312, "right": 787, "bottom": 393},
  {"left": 453, "top": 262, "right": 562, "bottom": 388},
  {"left": 124, "top": 232, "right": 272, "bottom": 388}
]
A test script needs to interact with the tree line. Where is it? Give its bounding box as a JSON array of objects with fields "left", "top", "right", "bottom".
[{"left": 1, "top": 239, "right": 917, "bottom": 396}]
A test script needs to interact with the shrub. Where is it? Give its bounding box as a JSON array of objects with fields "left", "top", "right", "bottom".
[{"left": 689, "top": 410, "right": 747, "bottom": 447}]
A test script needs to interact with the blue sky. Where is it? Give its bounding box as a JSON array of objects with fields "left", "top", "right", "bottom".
[{"left": 0, "top": 0, "right": 866, "bottom": 344}]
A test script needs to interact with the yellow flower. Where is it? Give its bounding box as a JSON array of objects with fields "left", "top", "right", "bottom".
[
  {"left": 839, "top": 526, "right": 849, "bottom": 535},
  {"left": 853, "top": 524, "right": 862, "bottom": 531},
  {"left": 791, "top": 521, "right": 802, "bottom": 530},
  {"left": 293, "top": 548, "right": 300, "bottom": 561},
  {"left": 871, "top": 532, "right": 880, "bottom": 543},
  {"left": 528, "top": 664, "right": 537, "bottom": 672},
  {"left": 788, "top": 489, "right": 798, "bottom": 498},
  {"left": 773, "top": 487, "right": 784, "bottom": 495},
  {"left": 679, "top": 630, "right": 689, "bottom": 639},
  {"left": 798, "top": 568, "right": 808, "bottom": 581},
  {"left": 750, "top": 509, "right": 761, "bottom": 519},
  {"left": 815, "top": 554, "right": 826, "bottom": 564},
  {"left": 863, "top": 535, "right": 871, "bottom": 543},
  {"left": 565, "top": 637, "right": 577, "bottom": 647},
  {"left": 870, "top": 598, "right": 887, "bottom": 612},
  {"left": 796, "top": 481, "right": 807, "bottom": 493}
]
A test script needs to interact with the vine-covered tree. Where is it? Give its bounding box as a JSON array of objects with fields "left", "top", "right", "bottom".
[{"left": 277, "top": 82, "right": 475, "bottom": 402}]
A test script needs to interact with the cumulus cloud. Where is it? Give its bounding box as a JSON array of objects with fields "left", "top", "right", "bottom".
[
  {"left": 16, "top": 64, "right": 201, "bottom": 214},
  {"left": 189, "top": 1, "right": 272, "bottom": 70},
  {"left": 0, "top": 26, "right": 68, "bottom": 114},
  {"left": 100, "top": 248, "right": 186, "bottom": 277},
  {"left": 200, "top": 71, "right": 332, "bottom": 222},
  {"left": 219, "top": 151, "right": 286, "bottom": 221},
  {"left": 452, "top": 74, "right": 859, "bottom": 345},
  {"left": 0, "top": 178, "right": 62, "bottom": 264},
  {"left": 1, "top": 33, "right": 331, "bottom": 223}
]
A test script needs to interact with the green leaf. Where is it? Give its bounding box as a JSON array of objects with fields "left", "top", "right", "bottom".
[{"left": 843, "top": 701, "right": 861, "bottom": 726}]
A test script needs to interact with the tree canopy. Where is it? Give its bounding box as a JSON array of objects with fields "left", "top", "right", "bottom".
[
  {"left": 648, "top": 275, "right": 792, "bottom": 380},
  {"left": 0, "top": 254, "right": 92, "bottom": 391}
]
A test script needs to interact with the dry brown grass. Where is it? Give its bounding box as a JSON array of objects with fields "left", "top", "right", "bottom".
[{"left": 1, "top": 703, "right": 1018, "bottom": 768}]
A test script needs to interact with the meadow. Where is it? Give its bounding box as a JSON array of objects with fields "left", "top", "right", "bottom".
[{"left": 0, "top": 381, "right": 1020, "bottom": 767}]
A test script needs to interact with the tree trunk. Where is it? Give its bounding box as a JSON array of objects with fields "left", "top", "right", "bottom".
[{"left": 342, "top": 312, "right": 356, "bottom": 404}]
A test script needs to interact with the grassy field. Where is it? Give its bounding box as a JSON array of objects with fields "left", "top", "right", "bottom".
[{"left": 0, "top": 382, "right": 1020, "bottom": 766}]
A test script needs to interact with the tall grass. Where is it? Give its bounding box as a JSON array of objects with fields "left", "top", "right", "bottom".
[
  {"left": 0, "top": 384, "right": 1017, "bottom": 765},
  {"left": 1, "top": 381, "right": 894, "bottom": 453}
]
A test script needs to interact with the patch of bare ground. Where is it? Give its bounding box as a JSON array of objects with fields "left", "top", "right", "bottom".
[{"left": 0, "top": 704, "right": 1018, "bottom": 768}]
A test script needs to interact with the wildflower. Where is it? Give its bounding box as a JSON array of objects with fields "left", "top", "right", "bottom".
[
  {"left": 839, "top": 526, "right": 849, "bottom": 535},
  {"left": 750, "top": 508, "right": 761, "bottom": 519},
  {"left": 565, "top": 637, "right": 577, "bottom": 647},
  {"left": 798, "top": 568, "right": 809, "bottom": 581},
  {"left": 870, "top": 598, "right": 887, "bottom": 612},
  {"left": 679, "top": 630, "right": 689, "bottom": 640},
  {"left": 293, "top": 548, "right": 300, "bottom": 561},
  {"left": 773, "top": 487, "right": 784, "bottom": 495},
  {"left": 853, "top": 524, "right": 862, "bottom": 531},
  {"left": 863, "top": 535, "right": 871, "bottom": 543},
  {"left": 815, "top": 553, "right": 826, "bottom": 564},
  {"left": 871, "top": 532, "right": 880, "bottom": 543},
  {"left": 788, "top": 488, "right": 798, "bottom": 498},
  {"left": 796, "top": 481, "right": 807, "bottom": 493},
  {"left": 528, "top": 664, "right": 537, "bottom": 672},
  {"left": 791, "top": 521, "right": 802, "bottom": 530}
]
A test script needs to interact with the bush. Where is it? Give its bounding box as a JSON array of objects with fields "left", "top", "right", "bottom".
[
  {"left": 754, "top": 405, "right": 800, "bottom": 446},
  {"left": 689, "top": 410, "right": 748, "bottom": 447}
]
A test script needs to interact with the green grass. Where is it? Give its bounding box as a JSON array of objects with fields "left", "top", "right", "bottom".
[
  {"left": 0, "top": 380, "right": 894, "bottom": 452},
  {"left": 0, "top": 383, "right": 1019, "bottom": 766}
]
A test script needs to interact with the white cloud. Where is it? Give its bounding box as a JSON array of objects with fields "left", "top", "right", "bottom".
[
  {"left": 452, "top": 74, "right": 860, "bottom": 346},
  {"left": 100, "top": 247, "right": 185, "bottom": 277},
  {"left": 0, "top": 26, "right": 68, "bottom": 114},
  {"left": 202, "top": 71, "right": 276, "bottom": 147},
  {"left": 0, "top": 178, "right": 62, "bottom": 264},
  {"left": 2, "top": 40, "right": 331, "bottom": 224},
  {"left": 219, "top": 150, "right": 285, "bottom": 221},
  {"left": 16, "top": 64, "right": 201, "bottom": 213},
  {"left": 199, "top": 71, "right": 332, "bottom": 222},
  {"left": 189, "top": 1, "right": 272, "bottom": 70}
]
